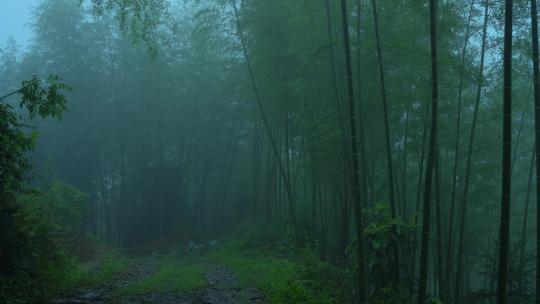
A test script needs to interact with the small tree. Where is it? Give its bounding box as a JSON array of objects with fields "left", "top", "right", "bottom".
[{"left": 0, "top": 74, "right": 70, "bottom": 276}]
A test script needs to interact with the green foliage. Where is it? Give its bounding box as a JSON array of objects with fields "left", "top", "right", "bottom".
[
  {"left": 0, "top": 74, "right": 69, "bottom": 195},
  {"left": 0, "top": 72, "right": 71, "bottom": 303},
  {"left": 87, "top": 0, "right": 170, "bottom": 57},
  {"left": 19, "top": 75, "right": 70, "bottom": 120},
  {"left": 12, "top": 0, "right": 539, "bottom": 300},
  {"left": 347, "top": 203, "right": 415, "bottom": 303},
  {"left": 0, "top": 103, "right": 34, "bottom": 194},
  {"left": 203, "top": 240, "right": 354, "bottom": 304},
  {"left": 113, "top": 259, "right": 205, "bottom": 300},
  {"left": 1, "top": 181, "right": 118, "bottom": 302},
  {"left": 293, "top": 249, "right": 356, "bottom": 303},
  {"left": 19, "top": 181, "right": 89, "bottom": 238},
  {"left": 0, "top": 235, "right": 129, "bottom": 303},
  {"left": 0, "top": 198, "right": 82, "bottom": 303},
  {"left": 84, "top": 252, "right": 130, "bottom": 287},
  {"left": 237, "top": 222, "right": 297, "bottom": 255},
  {"left": 363, "top": 203, "right": 414, "bottom": 271}
]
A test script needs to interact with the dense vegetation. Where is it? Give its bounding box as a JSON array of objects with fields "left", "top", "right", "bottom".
[{"left": 1, "top": 0, "right": 539, "bottom": 303}]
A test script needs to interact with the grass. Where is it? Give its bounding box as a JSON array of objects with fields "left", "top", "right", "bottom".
[
  {"left": 110, "top": 241, "right": 335, "bottom": 303},
  {"left": 59, "top": 239, "right": 352, "bottom": 304},
  {"left": 113, "top": 259, "right": 206, "bottom": 300},
  {"left": 3, "top": 249, "right": 132, "bottom": 303},
  {"left": 86, "top": 252, "right": 130, "bottom": 286},
  {"left": 196, "top": 240, "right": 349, "bottom": 304}
]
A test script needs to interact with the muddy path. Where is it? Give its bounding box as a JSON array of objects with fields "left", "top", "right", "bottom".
[{"left": 52, "top": 261, "right": 264, "bottom": 304}]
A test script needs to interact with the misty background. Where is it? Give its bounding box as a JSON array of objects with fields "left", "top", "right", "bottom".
[
  {"left": 0, "top": 1, "right": 535, "bottom": 303},
  {"left": 0, "top": 0, "right": 37, "bottom": 50}
]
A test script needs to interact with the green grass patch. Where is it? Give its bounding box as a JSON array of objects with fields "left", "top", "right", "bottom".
[
  {"left": 0, "top": 248, "right": 130, "bottom": 303},
  {"left": 58, "top": 250, "right": 130, "bottom": 293},
  {"left": 196, "top": 240, "right": 352, "bottom": 304},
  {"left": 84, "top": 252, "right": 130, "bottom": 286},
  {"left": 113, "top": 260, "right": 206, "bottom": 300},
  {"left": 58, "top": 240, "right": 352, "bottom": 303}
]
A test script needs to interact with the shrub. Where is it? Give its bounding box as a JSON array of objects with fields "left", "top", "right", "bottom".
[{"left": 0, "top": 181, "right": 89, "bottom": 303}]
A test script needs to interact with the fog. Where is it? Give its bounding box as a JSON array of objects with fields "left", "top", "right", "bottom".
[
  {"left": 0, "top": 1, "right": 536, "bottom": 303},
  {"left": 0, "top": 0, "right": 37, "bottom": 50}
]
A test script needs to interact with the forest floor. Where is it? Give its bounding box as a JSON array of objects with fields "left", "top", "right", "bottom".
[
  {"left": 50, "top": 238, "right": 351, "bottom": 304},
  {"left": 52, "top": 244, "right": 265, "bottom": 304}
]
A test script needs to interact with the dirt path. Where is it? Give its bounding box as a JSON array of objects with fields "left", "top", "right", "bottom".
[
  {"left": 53, "top": 262, "right": 264, "bottom": 304},
  {"left": 195, "top": 266, "right": 264, "bottom": 304}
]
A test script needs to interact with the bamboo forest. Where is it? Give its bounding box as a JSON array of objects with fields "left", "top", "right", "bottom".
[{"left": 2, "top": 0, "right": 540, "bottom": 303}]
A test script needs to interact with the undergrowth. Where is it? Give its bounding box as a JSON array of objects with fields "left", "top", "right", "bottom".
[
  {"left": 82, "top": 252, "right": 130, "bottom": 286},
  {"left": 0, "top": 238, "right": 128, "bottom": 304},
  {"left": 193, "top": 237, "right": 356, "bottom": 304}
]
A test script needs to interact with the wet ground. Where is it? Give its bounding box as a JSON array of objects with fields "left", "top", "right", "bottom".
[
  {"left": 52, "top": 262, "right": 264, "bottom": 304},
  {"left": 196, "top": 266, "right": 264, "bottom": 304}
]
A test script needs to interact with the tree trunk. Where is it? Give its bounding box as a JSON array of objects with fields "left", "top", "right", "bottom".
[
  {"left": 356, "top": 0, "right": 369, "bottom": 210},
  {"left": 455, "top": 2, "right": 489, "bottom": 300},
  {"left": 446, "top": 2, "right": 475, "bottom": 297},
  {"left": 435, "top": 150, "right": 445, "bottom": 301},
  {"left": 339, "top": 0, "right": 367, "bottom": 301},
  {"left": 325, "top": 0, "right": 352, "bottom": 260},
  {"left": 417, "top": 0, "right": 438, "bottom": 302},
  {"left": 371, "top": 0, "right": 399, "bottom": 281},
  {"left": 402, "top": 100, "right": 412, "bottom": 218},
  {"left": 530, "top": 0, "right": 540, "bottom": 302},
  {"left": 518, "top": 148, "right": 534, "bottom": 292},
  {"left": 497, "top": 0, "right": 513, "bottom": 303},
  {"left": 230, "top": 0, "right": 297, "bottom": 230},
  {"left": 410, "top": 97, "right": 430, "bottom": 296}
]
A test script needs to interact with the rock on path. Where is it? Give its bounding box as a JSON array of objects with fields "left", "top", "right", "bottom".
[{"left": 195, "top": 266, "right": 264, "bottom": 304}]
